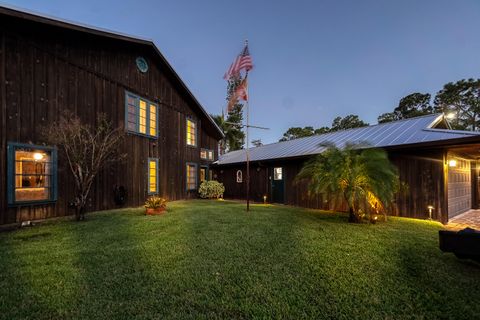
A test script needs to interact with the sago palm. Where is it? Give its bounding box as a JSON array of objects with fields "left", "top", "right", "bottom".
[{"left": 296, "top": 143, "right": 400, "bottom": 222}]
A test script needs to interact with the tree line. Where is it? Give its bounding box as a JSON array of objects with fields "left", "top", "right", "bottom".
[
  {"left": 281, "top": 78, "right": 480, "bottom": 141},
  {"left": 213, "top": 78, "right": 480, "bottom": 148}
]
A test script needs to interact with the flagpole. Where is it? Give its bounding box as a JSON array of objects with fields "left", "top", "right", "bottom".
[{"left": 244, "top": 39, "right": 250, "bottom": 212}]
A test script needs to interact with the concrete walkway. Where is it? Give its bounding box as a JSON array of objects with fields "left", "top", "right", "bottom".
[{"left": 447, "top": 210, "right": 480, "bottom": 230}]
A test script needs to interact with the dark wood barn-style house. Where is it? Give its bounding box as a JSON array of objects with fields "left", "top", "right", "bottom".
[
  {"left": 0, "top": 5, "right": 223, "bottom": 225},
  {"left": 213, "top": 114, "right": 480, "bottom": 223}
]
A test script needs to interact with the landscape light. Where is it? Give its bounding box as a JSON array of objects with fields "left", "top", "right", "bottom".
[
  {"left": 448, "top": 159, "right": 457, "bottom": 167},
  {"left": 33, "top": 153, "right": 44, "bottom": 160},
  {"left": 427, "top": 205, "right": 434, "bottom": 220},
  {"left": 263, "top": 195, "right": 267, "bottom": 204}
]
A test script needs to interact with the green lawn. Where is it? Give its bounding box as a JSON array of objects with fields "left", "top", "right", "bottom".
[{"left": 0, "top": 200, "right": 479, "bottom": 319}]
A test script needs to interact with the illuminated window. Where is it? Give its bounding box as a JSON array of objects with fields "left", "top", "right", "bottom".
[
  {"left": 149, "top": 104, "right": 157, "bottom": 136},
  {"left": 125, "top": 91, "right": 158, "bottom": 138},
  {"left": 148, "top": 158, "right": 158, "bottom": 194},
  {"left": 200, "top": 166, "right": 207, "bottom": 183},
  {"left": 186, "top": 119, "right": 196, "bottom": 146},
  {"left": 186, "top": 163, "right": 197, "bottom": 190},
  {"left": 274, "top": 167, "right": 283, "bottom": 180},
  {"left": 7, "top": 143, "right": 57, "bottom": 205},
  {"left": 200, "top": 148, "right": 214, "bottom": 160}
]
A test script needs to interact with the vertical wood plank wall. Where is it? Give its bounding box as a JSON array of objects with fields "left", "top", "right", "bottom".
[
  {"left": 214, "top": 150, "right": 449, "bottom": 221},
  {"left": 0, "top": 15, "right": 219, "bottom": 224}
]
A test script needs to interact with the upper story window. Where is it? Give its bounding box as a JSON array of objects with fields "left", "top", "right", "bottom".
[
  {"left": 200, "top": 149, "right": 214, "bottom": 161},
  {"left": 186, "top": 118, "right": 197, "bottom": 146},
  {"left": 126, "top": 91, "right": 158, "bottom": 138},
  {"left": 7, "top": 142, "right": 57, "bottom": 206}
]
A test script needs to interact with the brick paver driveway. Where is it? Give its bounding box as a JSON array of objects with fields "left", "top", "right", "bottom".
[{"left": 447, "top": 210, "right": 480, "bottom": 230}]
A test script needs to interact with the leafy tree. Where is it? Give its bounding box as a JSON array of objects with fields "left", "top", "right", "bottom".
[
  {"left": 279, "top": 126, "right": 317, "bottom": 141},
  {"left": 251, "top": 139, "right": 263, "bottom": 147},
  {"left": 378, "top": 93, "right": 433, "bottom": 123},
  {"left": 314, "top": 127, "right": 330, "bottom": 135},
  {"left": 43, "top": 111, "right": 125, "bottom": 221},
  {"left": 278, "top": 115, "right": 367, "bottom": 141},
  {"left": 377, "top": 112, "right": 399, "bottom": 124},
  {"left": 211, "top": 114, "right": 228, "bottom": 154},
  {"left": 211, "top": 78, "right": 247, "bottom": 153},
  {"left": 330, "top": 114, "right": 368, "bottom": 132},
  {"left": 296, "top": 143, "right": 400, "bottom": 223},
  {"left": 434, "top": 79, "right": 480, "bottom": 130},
  {"left": 225, "top": 78, "right": 245, "bottom": 150}
]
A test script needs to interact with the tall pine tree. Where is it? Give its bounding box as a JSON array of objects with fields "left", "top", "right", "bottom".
[{"left": 212, "top": 77, "right": 246, "bottom": 153}]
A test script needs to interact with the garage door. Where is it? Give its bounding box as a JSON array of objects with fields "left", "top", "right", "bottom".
[{"left": 448, "top": 157, "right": 471, "bottom": 218}]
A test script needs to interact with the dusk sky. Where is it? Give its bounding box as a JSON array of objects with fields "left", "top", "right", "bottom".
[{"left": 4, "top": 0, "right": 480, "bottom": 144}]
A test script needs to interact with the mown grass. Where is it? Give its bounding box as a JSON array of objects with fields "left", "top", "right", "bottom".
[{"left": 0, "top": 200, "right": 479, "bottom": 319}]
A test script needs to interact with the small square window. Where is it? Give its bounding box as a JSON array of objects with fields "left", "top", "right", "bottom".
[{"left": 274, "top": 167, "right": 283, "bottom": 180}]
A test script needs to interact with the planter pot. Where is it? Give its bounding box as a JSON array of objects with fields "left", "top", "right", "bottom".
[{"left": 146, "top": 207, "right": 166, "bottom": 215}]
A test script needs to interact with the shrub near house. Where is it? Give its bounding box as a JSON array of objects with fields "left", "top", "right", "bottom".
[{"left": 199, "top": 181, "right": 225, "bottom": 199}]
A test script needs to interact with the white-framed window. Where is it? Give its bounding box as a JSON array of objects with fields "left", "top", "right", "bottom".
[{"left": 274, "top": 167, "right": 283, "bottom": 180}]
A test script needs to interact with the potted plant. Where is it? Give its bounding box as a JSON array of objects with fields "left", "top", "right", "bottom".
[{"left": 145, "top": 196, "right": 167, "bottom": 215}]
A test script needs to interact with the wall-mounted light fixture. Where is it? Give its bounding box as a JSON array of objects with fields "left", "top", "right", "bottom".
[{"left": 448, "top": 159, "right": 457, "bottom": 167}]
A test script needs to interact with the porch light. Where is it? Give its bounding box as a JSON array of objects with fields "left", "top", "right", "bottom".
[
  {"left": 33, "top": 153, "right": 44, "bottom": 160},
  {"left": 427, "top": 205, "right": 434, "bottom": 220},
  {"left": 445, "top": 112, "right": 456, "bottom": 120},
  {"left": 448, "top": 159, "right": 457, "bottom": 167}
]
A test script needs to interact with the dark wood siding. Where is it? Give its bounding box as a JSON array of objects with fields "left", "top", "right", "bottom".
[
  {"left": 214, "top": 149, "right": 449, "bottom": 222},
  {"left": 0, "top": 13, "right": 219, "bottom": 224}
]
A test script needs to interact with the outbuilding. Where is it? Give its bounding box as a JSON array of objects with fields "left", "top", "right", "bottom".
[{"left": 213, "top": 114, "right": 480, "bottom": 223}]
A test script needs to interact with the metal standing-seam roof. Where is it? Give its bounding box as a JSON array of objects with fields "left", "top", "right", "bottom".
[{"left": 216, "top": 114, "right": 480, "bottom": 165}]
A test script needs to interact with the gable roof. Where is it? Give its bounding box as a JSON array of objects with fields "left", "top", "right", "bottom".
[
  {"left": 0, "top": 3, "right": 224, "bottom": 139},
  {"left": 216, "top": 114, "right": 480, "bottom": 165}
]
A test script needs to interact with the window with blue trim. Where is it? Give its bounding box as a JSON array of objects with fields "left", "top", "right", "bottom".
[
  {"left": 186, "top": 163, "right": 197, "bottom": 190},
  {"left": 148, "top": 158, "right": 159, "bottom": 194},
  {"left": 126, "top": 91, "right": 158, "bottom": 138},
  {"left": 7, "top": 142, "right": 57, "bottom": 205}
]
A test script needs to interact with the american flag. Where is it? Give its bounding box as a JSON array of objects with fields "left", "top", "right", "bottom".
[
  {"left": 223, "top": 44, "right": 253, "bottom": 80},
  {"left": 226, "top": 77, "right": 248, "bottom": 113}
]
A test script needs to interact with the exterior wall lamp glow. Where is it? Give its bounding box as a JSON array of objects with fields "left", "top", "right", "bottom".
[{"left": 448, "top": 159, "right": 457, "bottom": 167}]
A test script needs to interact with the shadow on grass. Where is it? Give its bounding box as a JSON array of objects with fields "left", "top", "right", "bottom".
[
  {"left": 64, "top": 208, "right": 166, "bottom": 319},
  {"left": 0, "top": 231, "right": 56, "bottom": 319},
  {"left": 382, "top": 224, "right": 480, "bottom": 318}
]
